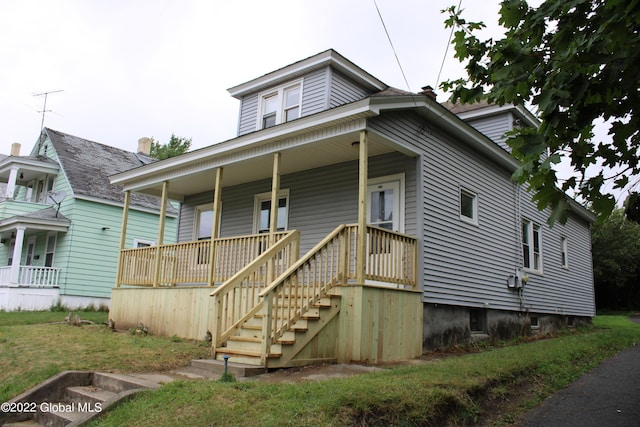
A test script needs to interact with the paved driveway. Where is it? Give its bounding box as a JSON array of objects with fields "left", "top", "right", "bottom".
[{"left": 520, "top": 324, "right": 640, "bottom": 426}]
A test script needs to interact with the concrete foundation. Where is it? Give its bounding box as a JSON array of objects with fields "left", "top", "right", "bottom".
[{"left": 422, "top": 303, "right": 592, "bottom": 351}]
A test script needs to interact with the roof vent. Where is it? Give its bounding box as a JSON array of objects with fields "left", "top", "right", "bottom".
[{"left": 138, "top": 137, "right": 152, "bottom": 155}]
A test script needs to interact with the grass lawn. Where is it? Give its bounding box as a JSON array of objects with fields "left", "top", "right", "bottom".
[
  {"left": 2, "top": 312, "right": 639, "bottom": 426},
  {"left": 0, "top": 310, "right": 210, "bottom": 403}
]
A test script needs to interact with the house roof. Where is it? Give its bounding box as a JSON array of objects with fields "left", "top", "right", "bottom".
[
  {"left": 227, "top": 49, "right": 388, "bottom": 98},
  {"left": 0, "top": 207, "right": 71, "bottom": 233},
  {"left": 44, "top": 128, "right": 170, "bottom": 212}
]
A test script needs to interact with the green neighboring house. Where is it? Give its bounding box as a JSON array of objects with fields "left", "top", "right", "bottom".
[{"left": 0, "top": 128, "right": 177, "bottom": 310}]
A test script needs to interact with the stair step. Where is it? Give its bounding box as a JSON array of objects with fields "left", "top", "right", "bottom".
[
  {"left": 34, "top": 403, "right": 86, "bottom": 427},
  {"left": 66, "top": 385, "right": 116, "bottom": 404},
  {"left": 92, "top": 372, "right": 161, "bottom": 394}
]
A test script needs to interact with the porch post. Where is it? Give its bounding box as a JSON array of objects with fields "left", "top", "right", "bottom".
[
  {"left": 153, "top": 181, "right": 169, "bottom": 287},
  {"left": 9, "top": 226, "right": 26, "bottom": 285},
  {"left": 5, "top": 167, "right": 19, "bottom": 199},
  {"left": 267, "top": 153, "right": 281, "bottom": 283},
  {"left": 356, "top": 130, "right": 368, "bottom": 284},
  {"left": 115, "top": 190, "right": 130, "bottom": 287},
  {"left": 207, "top": 167, "right": 223, "bottom": 287}
]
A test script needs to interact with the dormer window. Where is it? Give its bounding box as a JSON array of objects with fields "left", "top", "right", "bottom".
[{"left": 259, "top": 81, "right": 302, "bottom": 129}]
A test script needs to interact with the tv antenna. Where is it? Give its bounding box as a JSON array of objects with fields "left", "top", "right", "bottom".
[{"left": 34, "top": 89, "right": 63, "bottom": 147}]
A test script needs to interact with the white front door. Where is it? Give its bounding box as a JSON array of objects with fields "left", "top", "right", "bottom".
[
  {"left": 367, "top": 177, "right": 403, "bottom": 232},
  {"left": 366, "top": 175, "right": 405, "bottom": 285}
]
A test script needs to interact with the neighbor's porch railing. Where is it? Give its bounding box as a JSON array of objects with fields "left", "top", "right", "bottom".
[
  {"left": 0, "top": 266, "right": 61, "bottom": 287},
  {"left": 117, "top": 232, "right": 290, "bottom": 287}
]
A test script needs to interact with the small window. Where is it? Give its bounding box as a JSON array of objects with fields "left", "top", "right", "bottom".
[
  {"left": 254, "top": 191, "right": 289, "bottom": 234},
  {"left": 530, "top": 315, "right": 539, "bottom": 329},
  {"left": 257, "top": 81, "right": 302, "bottom": 129},
  {"left": 133, "top": 239, "right": 155, "bottom": 248},
  {"left": 470, "top": 309, "right": 486, "bottom": 333},
  {"left": 560, "top": 237, "right": 568, "bottom": 269},
  {"left": 460, "top": 188, "right": 478, "bottom": 224},
  {"left": 45, "top": 233, "right": 57, "bottom": 267},
  {"left": 195, "top": 203, "right": 220, "bottom": 240},
  {"left": 522, "top": 219, "right": 542, "bottom": 273}
]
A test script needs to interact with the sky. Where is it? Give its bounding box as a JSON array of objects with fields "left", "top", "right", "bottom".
[{"left": 0, "top": 0, "right": 506, "bottom": 155}]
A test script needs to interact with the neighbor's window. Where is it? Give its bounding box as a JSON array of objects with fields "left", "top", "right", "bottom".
[
  {"left": 460, "top": 188, "right": 478, "bottom": 224},
  {"left": 258, "top": 81, "right": 302, "bottom": 129},
  {"left": 560, "top": 236, "right": 568, "bottom": 269},
  {"left": 254, "top": 191, "right": 289, "bottom": 234},
  {"left": 522, "top": 219, "right": 542, "bottom": 272},
  {"left": 133, "top": 239, "right": 155, "bottom": 248}
]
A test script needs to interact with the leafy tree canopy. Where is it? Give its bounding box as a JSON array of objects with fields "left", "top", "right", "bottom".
[
  {"left": 442, "top": 0, "right": 640, "bottom": 224},
  {"left": 591, "top": 208, "right": 640, "bottom": 309},
  {"left": 149, "top": 134, "right": 192, "bottom": 160}
]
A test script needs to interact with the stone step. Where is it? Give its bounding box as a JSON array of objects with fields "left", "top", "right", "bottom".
[
  {"left": 92, "top": 372, "right": 161, "bottom": 394},
  {"left": 66, "top": 385, "right": 116, "bottom": 405}
]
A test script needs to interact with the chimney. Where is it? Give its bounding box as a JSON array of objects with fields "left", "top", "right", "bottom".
[
  {"left": 10, "top": 143, "right": 21, "bottom": 156},
  {"left": 418, "top": 85, "right": 438, "bottom": 101},
  {"left": 138, "top": 137, "right": 151, "bottom": 155}
]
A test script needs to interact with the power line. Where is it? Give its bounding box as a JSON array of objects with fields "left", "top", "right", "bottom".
[
  {"left": 373, "top": 0, "right": 411, "bottom": 91},
  {"left": 436, "top": 0, "right": 463, "bottom": 89}
]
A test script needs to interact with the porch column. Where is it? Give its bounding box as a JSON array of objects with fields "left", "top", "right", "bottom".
[
  {"left": 9, "top": 226, "right": 26, "bottom": 285},
  {"left": 115, "top": 190, "right": 130, "bottom": 287},
  {"left": 268, "top": 152, "right": 281, "bottom": 283},
  {"left": 207, "top": 167, "right": 223, "bottom": 287},
  {"left": 356, "top": 130, "right": 368, "bottom": 284},
  {"left": 5, "top": 167, "right": 19, "bottom": 199},
  {"left": 153, "top": 181, "right": 169, "bottom": 287}
]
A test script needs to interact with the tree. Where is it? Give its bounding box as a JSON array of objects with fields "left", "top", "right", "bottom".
[
  {"left": 149, "top": 134, "right": 192, "bottom": 160},
  {"left": 442, "top": 0, "right": 640, "bottom": 224},
  {"left": 591, "top": 209, "right": 640, "bottom": 309}
]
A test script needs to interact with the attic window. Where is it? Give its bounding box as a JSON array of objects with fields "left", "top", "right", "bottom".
[{"left": 258, "top": 80, "right": 302, "bottom": 129}]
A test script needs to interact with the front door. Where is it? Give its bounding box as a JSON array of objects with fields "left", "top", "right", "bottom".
[{"left": 366, "top": 175, "right": 404, "bottom": 284}]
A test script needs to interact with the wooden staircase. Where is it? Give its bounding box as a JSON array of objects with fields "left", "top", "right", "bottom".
[{"left": 215, "top": 294, "right": 341, "bottom": 368}]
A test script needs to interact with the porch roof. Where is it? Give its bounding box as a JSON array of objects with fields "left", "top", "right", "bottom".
[
  {"left": 0, "top": 155, "right": 59, "bottom": 185},
  {"left": 110, "top": 94, "right": 519, "bottom": 201},
  {"left": 0, "top": 207, "right": 70, "bottom": 234}
]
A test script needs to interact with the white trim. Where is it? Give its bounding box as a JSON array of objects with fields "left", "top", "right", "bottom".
[
  {"left": 253, "top": 189, "right": 289, "bottom": 234},
  {"left": 522, "top": 218, "right": 543, "bottom": 274},
  {"left": 459, "top": 187, "right": 479, "bottom": 225},
  {"left": 133, "top": 238, "right": 155, "bottom": 248},
  {"left": 367, "top": 174, "right": 405, "bottom": 233},
  {"left": 560, "top": 236, "right": 569, "bottom": 269},
  {"left": 256, "top": 79, "right": 303, "bottom": 130}
]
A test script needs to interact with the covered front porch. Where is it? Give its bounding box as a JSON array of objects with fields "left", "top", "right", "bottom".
[{"left": 110, "top": 128, "right": 424, "bottom": 367}]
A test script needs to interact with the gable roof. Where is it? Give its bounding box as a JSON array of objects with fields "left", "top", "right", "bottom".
[{"left": 44, "top": 128, "right": 168, "bottom": 212}]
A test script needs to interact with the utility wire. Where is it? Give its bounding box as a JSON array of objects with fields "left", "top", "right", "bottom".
[
  {"left": 373, "top": 0, "right": 411, "bottom": 91},
  {"left": 436, "top": 0, "right": 463, "bottom": 89}
]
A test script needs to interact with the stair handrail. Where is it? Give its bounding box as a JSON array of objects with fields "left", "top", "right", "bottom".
[
  {"left": 210, "top": 230, "right": 300, "bottom": 349},
  {"left": 257, "top": 224, "right": 354, "bottom": 361}
]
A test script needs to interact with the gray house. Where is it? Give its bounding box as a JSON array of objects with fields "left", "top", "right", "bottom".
[{"left": 108, "top": 50, "right": 595, "bottom": 367}]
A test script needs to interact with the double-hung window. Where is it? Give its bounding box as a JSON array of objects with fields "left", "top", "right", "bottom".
[
  {"left": 522, "top": 219, "right": 542, "bottom": 272},
  {"left": 259, "top": 81, "right": 302, "bottom": 129},
  {"left": 560, "top": 236, "right": 569, "bottom": 269},
  {"left": 254, "top": 191, "right": 289, "bottom": 234}
]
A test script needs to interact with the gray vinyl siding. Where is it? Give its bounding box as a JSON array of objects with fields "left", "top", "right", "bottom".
[
  {"left": 368, "top": 111, "right": 594, "bottom": 317},
  {"left": 179, "top": 153, "right": 416, "bottom": 256},
  {"left": 301, "top": 68, "right": 330, "bottom": 116},
  {"left": 329, "top": 70, "right": 370, "bottom": 108},
  {"left": 465, "top": 114, "right": 512, "bottom": 152},
  {"left": 237, "top": 94, "right": 258, "bottom": 136}
]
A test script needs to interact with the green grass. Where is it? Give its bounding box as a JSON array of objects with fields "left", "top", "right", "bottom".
[
  {"left": 0, "top": 310, "right": 210, "bottom": 402},
  {"left": 88, "top": 315, "right": 640, "bottom": 427},
  {"left": 2, "top": 313, "right": 638, "bottom": 426}
]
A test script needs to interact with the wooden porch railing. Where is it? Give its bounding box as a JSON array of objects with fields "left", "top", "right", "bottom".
[
  {"left": 116, "top": 232, "right": 288, "bottom": 287},
  {"left": 211, "top": 224, "right": 417, "bottom": 363},
  {"left": 210, "top": 230, "right": 301, "bottom": 348}
]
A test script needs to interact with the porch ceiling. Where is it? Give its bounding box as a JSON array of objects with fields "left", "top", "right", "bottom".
[{"left": 135, "top": 131, "right": 403, "bottom": 200}]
